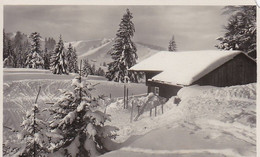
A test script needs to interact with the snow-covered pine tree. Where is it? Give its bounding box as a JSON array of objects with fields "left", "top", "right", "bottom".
[
  {"left": 72, "top": 48, "right": 79, "bottom": 73},
  {"left": 14, "top": 31, "right": 23, "bottom": 50},
  {"left": 43, "top": 48, "right": 51, "bottom": 69},
  {"left": 16, "top": 45, "right": 23, "bottom": 68},
  {"left": 66, "top": 43, "right": 79, "bottom": 73},
  {"left": 91, "top": 64, "right": 96, "bottom": 75},
  {"left": 50, "top": 35, "right": 68, "bottom": 74},
  {"left": 30, "top": 32, "right": 42, "bottom": 54},
  {"left": 49, "top": 76, "right": 118, "bottom": 157},
  {"left": 45, "top": 37, "right": 56, "bottom": 51},
  {"left": 106, "top": 9, "right": 139, "bottom": 83},
  {"left": 216, "top": 6, "right": 256, "bottom": 54},
  {"left": 97, "top": 67, "right": 105, "bottom": 76},
  {"left": 3, "top": 29, "right": 8, "bottom": 60},
  {"left": 26, "top": 32, "right": 44, "bottom": 69},
  {"left": 66, "top": 43, "right": 73, "bottom": 73},
  {"left": 168, "top": 35, "right": 177, "bottom": 51},
  {"left": 16, "top": 104, "right": 50, "bottom": 157},
  {"left": 3, "top": 40, "right": 14, "bottom": 68},
  {"left": 82, "top": 59, "right": 93, "bottom": 77}
]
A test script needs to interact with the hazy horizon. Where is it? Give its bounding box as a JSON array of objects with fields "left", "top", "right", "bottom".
[{"left": 4, "top": 5, "right": 229, "bottom": 51}]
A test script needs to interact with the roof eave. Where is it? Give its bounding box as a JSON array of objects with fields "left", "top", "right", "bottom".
[
  {"left": 148, "top": 79, "right": 186, "bottom": 87},
  {"left": 128, "top": 69, "right": 163, "bottom": 72}
]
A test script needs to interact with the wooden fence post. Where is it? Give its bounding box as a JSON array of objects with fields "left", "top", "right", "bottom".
[
  {"left": 155, "top": 105, "right": 157, "bottom": 117},
  {"left": 130, "top": 100, "right": 134, "bottom": 123},
  {"left": 162, "top": 103, "right": 164, "bottom": 114}
]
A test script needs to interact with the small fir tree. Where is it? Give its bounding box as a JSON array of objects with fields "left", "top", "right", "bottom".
[
  {"left": 168, "top": 35, "right": 177, "bottom": 51},
  {"left": 16, "top": 104, "right": 50, "bottom": 157},
  {"left": 106, "top": 9, "right": 139, "bottom": 83},
  {"left": 49, "top": 76, "right": 118, "bottom": 157},
  {"left": 50, "top": 35, "right": 68, "bottom": 74}
]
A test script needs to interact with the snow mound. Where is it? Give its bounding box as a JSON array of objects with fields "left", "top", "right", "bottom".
[
  {"left": 176, "top": 83, "right": 256, "bottom": 127},
  {"left": 106, "top": 83, "right": 256, "bottom": 145}
]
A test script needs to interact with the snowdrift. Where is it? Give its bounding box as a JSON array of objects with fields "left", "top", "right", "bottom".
[
  {"left": 103, "top": 83, "right": 256, "bottom": 157},
  {"left": 176, "top": 83, "right": 256, "bottom": 127},
  {"left": 107, "top": 83, "right": 256, "bottom": 146}
]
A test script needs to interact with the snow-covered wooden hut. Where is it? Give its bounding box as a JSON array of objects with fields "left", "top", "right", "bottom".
[{"left": 129, "top": 50, "right": 256, "bottom": 98}]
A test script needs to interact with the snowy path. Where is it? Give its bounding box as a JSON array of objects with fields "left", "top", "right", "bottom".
[
  {"left": 101, "top": 126, "right": 255, "bottom": 157},
  {"left": 120, "top": 147, "right": 245, "bottom": 157},
  {"left": 103, "top": 84, "right": 256, "bottom": 157}
]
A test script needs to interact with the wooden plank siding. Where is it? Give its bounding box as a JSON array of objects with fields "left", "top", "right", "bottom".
[
  {"left": 142, "top": 53, "right": 256, "bottom": 99},
  {"left": 193, "top": 53, "right": 256, "bottom": 87},
  {"left": 148, "top": 81, "right": 182, "bottom": 98}
]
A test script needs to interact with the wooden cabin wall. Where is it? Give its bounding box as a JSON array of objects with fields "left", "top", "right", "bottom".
[
  {"left": 193, "top": 54, "right": 256, "bottom": 87},
  {"left": 158, "top": 84, "right": 182, "bottom": 98},
  {"left": 145, "top": 71, "right": 161, "bottom": 86},
  {"left": 148, "top": 81, "right": 182, "bottom": 98}
]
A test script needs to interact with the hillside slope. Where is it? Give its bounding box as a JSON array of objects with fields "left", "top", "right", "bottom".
[{"left": 65, "top": 39, "right": 164, "bottom": 69}]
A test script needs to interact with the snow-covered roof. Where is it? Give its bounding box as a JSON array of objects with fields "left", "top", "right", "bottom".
[{"left": 130, "top": 50, "right": 242, "bottom": 86}]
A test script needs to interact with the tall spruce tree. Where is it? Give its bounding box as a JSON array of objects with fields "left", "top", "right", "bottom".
[
  {"left": 3, "top": 29, "right": 8, "bottom": 60},
  {"left": 66, "top": 43, "right": 78, "bottom": 73},
  {"left": 106, "top": 9, "right": 139, "bottom": 83},
  {"left": 30, "top": 32, "right": 42, "bottom": 55},
  {"left": 26, "top": 32, "right": 44, "bottom": 68},
  {"left": 43, "top": 48, "right": 51, "bottom": 69},
  {"left": 72, "top": 48, "right": 79, "bottom": 73},
  {"left": 168, "top": 35, "right": 177, "bottom": 51},
  {"left": 216, "top": 6, "right": 256, "bottom": 55},
  {"left": 14, "top": 31, "right": 23, "bottom": 49},
  {"left": 3, "top": 40, "right": 14, "bottom": 67},
  {"left": 50, "top": 35, "right": 68, "bottom": 74},
  {"left": 17, "top": 45, "right": 24, "bottom": 68}
]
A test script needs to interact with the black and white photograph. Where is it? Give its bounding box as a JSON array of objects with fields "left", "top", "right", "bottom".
[{"left": 2, "top": 2, "right": 257, "bottom": 157}]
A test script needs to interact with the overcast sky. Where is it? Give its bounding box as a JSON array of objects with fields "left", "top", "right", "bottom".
[{"left": 4, "top": 5, "right": 229, "bottom": 51}]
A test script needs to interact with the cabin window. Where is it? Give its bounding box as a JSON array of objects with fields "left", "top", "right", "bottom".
[{"left": 155, "top": 87, "right": 159, "bottom": 95}]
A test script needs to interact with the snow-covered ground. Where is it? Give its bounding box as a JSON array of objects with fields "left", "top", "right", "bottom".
[
  {"left": 3, "top": 68, "right": 256, "bottom": 157},
  {"left": 102, "top": 83, "right": 256, "bottom": 157},
  {"left": 3, "top": 68, "right": 146, "bottom": 156}
]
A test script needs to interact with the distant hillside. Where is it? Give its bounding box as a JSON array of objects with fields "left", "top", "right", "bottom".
[
  {"left": 6, "top": 31, "right": 162, "bottom": 72},
  {"left": 65, "top": 39, "right": 161, "bottom": 71},
  {"left": 136, "top": 41, "right": 165, "bottom": 51}
]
